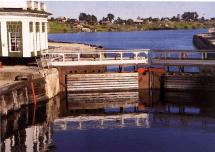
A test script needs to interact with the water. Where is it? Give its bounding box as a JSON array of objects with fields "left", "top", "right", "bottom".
[
  {"left": 2, "top": 29, "right": 215, "bottom": 152},
  {"left": 49, "top": 29, "right": 207, "bottom": 72},
  {"left": 48, "top": 29, "right": 207, "bottom": 50},
  {"left": 1, "top": 90, "right": 215, "bottom": 152}
]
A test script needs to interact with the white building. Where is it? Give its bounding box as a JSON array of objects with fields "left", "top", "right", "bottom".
[{"left": 0, "top": 0, "right": 50, "bottom": 62}]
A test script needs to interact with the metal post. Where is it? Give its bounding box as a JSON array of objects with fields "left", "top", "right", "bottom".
[
  {"left": 120, "top": 52, "right": 123, "bottom": 60},
  {"left": 164, "top": 52, "right": 167, "bottom": 60},
  {"left": 62, "top": 54, "right": 65, "bottom": 62},
  {"left": 77, "top": 53, "right": 80, "bottom": 61},
  {"left": 205, "top": 52, "right": 208, "bottom": 59},
  {"left": 135, "top": 52, "right": 138, "bottom": 60},
  {"left": 100, "top": 52, "right": 102, "bottom": 61}
]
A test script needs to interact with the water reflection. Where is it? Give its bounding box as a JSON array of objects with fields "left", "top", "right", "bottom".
[
  {"left": 1, "top": 90, "right": 215, "bottom": 152},
  {"left": 1, "top": 96, "right": 62, "bottom": 152}
]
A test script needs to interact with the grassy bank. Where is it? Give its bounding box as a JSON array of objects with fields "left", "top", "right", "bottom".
[{"left": 48, "top": 21, "right": 215, "bottom": 34}]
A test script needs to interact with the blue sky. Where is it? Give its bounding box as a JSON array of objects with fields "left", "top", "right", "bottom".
[{"left": 45, "top": 1, "right": 215, "bottom": 19}]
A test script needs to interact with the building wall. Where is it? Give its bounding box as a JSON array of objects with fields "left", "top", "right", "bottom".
[{"left": 0, "top": 15, "right": 48, "bottom": 57}]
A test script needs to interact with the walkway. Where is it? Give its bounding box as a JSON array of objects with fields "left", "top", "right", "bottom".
[
  {"left": 41, "top": 49, "right": 215, "bottom": 67},
  {"left": 41, "top": 49, "right": 149, "bottom": 67},
  {"left": 151, "top": 50, "right": 215, "bottom": 66}
]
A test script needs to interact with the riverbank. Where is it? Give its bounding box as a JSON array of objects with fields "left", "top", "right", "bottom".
[
  {"left": 48, "top": 41, "right": 104, "bottom": 51},
  {"left": 48, "top": 20, "right": 214, "bottom": 34}
]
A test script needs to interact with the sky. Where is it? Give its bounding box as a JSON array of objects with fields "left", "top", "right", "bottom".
[{"left": 44, "top": 1, "right": 215, "bottom": 20}]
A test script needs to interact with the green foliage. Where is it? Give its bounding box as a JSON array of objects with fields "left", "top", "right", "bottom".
[
  {"left": 107, "top": 13, "right": 115, "bottom": 22},
  {"left": 48, "top": 21, "right": 80, "bottom": 33},
  {"left": 48, "top": 20, "right": 215, "bottom": 34},
  {"left": 79, "top": 13, "right": 97, "bottom": 25}
]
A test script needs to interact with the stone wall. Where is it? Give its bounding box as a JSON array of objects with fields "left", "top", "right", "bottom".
[{"left": 0, "top": 68, "right": 60, "bottom": 115}]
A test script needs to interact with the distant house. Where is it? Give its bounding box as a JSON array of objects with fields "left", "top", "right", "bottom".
[
  {"left": 161, "top": 18, "right": 170, "bottom": 22},
  {"left": 56, "top": 16, "right": 67, "bottom": 23},
  {"left": 0, "top": 0, "right": 51, "bottom": 63},
  {"left": 81, "top": 28, "right": 91, "bottom": 32},
  {"left": 134, "top": 19, "right": 143, "bottom": 25},
  {"left": 68, "top": 18, "right": 79, "bottom": 24},
  {"left": 76, "top": 24, "right": 83, "bottom": 29},
  {"left": 100, "top": 21, "right": 112, "bottom": 25}
]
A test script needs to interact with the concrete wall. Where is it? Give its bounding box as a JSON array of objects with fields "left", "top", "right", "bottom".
[{"left": 0, "top": 68, "right": 60, "bottom": 115}]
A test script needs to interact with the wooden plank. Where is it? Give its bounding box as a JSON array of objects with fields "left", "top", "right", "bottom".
[
  {"left": 67, "top": 91, "right": 139, "bottom": 103},
  {"left": 162, "top": 75, "right": 215, "bottom": 90},
  {"left": 66, "top": 72, "right": 139, "bottom": 92}
]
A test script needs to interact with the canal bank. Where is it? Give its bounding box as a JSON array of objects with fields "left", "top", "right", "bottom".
[{"left": 0, "top": 66, "right": 61, "bottom": 115}]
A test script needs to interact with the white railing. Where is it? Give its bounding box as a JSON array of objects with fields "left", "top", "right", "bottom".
[
  {"left": 53, "top": 113, "right": 150, "bottom": 130},
  {"left": 151, "top": 50, "right": 215, "bottom": 66},
  {"left": 42, "top": 49, "right": 150, "bottom": 67}
]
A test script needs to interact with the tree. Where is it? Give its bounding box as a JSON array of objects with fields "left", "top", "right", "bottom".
[
  {"left": 182, "top": 12, "right": 199, "bottom": 21},
  {"left": 101, "top": 17, "right": 108, "bottom": 22},
  {"left": 107, "top": 13, "right": 115, "bottom": 22},
  {"left": 66, "top": 18, "right": 78, "bottom": 24},
  {"left": 49, "top": 17, "right": 55, "bottom": 21},
  {"left": 126, "top": 19, "right": 134, "bottom": 25},
  {"left": 114, "top": 17, "right": 124, "bottom": 24},
  {"left": 170, "top": 16, "right": 178, "bottom": 21},
  {"left": 79, "top": 13, "right": 98, "bottom": 25},
  {"left": 91, "top": 15, "right": 97, "bottom": 24},
  {"left": 79, "top": 13, "right": 87, "bottom": 21}
]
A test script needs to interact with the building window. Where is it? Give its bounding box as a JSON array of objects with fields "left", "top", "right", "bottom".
[
  {"left": 36, "top": 22, "right": 40, "bottom": 32},
  {"left": 42, "top": 22, "right": 45, "bottom": 32},
  {"left": 7, "top": 22, "right": 22, "bottom": 52},
  {"left": 29, "top": 22, "right": 33, "bottom": 32}
]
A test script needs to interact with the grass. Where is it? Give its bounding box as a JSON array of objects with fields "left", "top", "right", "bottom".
[{"left": 48, "top": 20, "right": 215, "bottom": 34}]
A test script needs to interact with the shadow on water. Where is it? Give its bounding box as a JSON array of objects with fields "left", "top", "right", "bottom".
[{"left": 1, "top": 89, "right": 215, "bottom": 152}]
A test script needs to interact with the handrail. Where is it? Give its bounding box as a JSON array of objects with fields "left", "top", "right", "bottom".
[{"left": 42, "top": 49, "right": 150, "bottom": 54}]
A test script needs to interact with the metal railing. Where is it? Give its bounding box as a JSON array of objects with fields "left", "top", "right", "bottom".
[
  {"left": 40, "top": 49, "right": 215, "bottom": 67},
  {"left": 150, "top": 50, "right": 215, "bottom": 66},
  {"left": 41, "top": 49, "right": 150, "bottom": 67}
]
